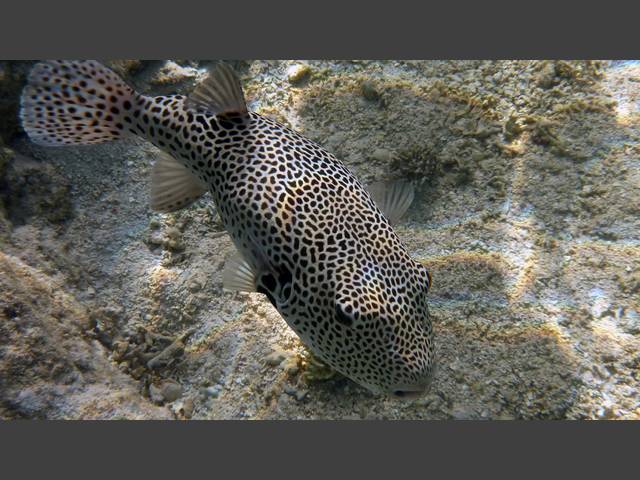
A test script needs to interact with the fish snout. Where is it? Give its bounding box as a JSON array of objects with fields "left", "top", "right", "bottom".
[{"left": 388, "top": 363, "right": 436, "bottom": 400}]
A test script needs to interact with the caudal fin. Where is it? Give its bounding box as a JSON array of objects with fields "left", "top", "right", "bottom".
[{"left": 20, "top": 60, "right": 137, "bottom": 146}]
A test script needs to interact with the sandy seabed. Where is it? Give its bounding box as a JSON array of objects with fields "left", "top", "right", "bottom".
[{"left": 0, "top": 60, "right": 638, "bottom": 419}]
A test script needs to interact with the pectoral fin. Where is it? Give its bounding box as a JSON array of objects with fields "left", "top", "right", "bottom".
[
  {"left": 222, "top": 251, "right": 258, "bottom": 293},
  {"left": 222, "top": 249, "right": 291, "bottom": 309}
]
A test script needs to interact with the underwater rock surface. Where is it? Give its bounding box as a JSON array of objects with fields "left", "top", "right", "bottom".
[{"left": 1, "top": 60, "right": 638, "bottom": 419}]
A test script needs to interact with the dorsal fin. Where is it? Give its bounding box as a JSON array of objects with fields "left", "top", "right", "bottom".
[
  {"left": 367, "top": 179, "right": 415, "bottom": 225},
  {"left": 185, "top": 63, "right": 247, "bottom": 116},
  {"left": 150, "top": 151, "right": 208, "bottom": 213},
  {"left": 222, "top": 251, "right": 258, "bottom": 293}
]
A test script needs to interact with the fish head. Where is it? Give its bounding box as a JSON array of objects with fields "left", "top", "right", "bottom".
[{"left": 330, "top": 256, "right": 435, "bottom": 398}]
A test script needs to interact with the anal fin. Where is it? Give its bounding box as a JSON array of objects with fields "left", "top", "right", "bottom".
[{"left": 150, "top": 151, "right": 208, "bottom": 213}]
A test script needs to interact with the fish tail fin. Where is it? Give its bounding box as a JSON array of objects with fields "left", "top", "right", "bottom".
[{"left": 20, "top": 60, "right": 139, "bottom": 146}]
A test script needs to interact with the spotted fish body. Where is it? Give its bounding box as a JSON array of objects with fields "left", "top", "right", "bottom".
[{"left": 20, "top": 60, "right": 434, "bottom": 397}]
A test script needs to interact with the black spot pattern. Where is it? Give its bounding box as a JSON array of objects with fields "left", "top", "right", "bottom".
[
  {"left": 20, "top": 61, "right": 435, "bottom": 395},
  {"left": 137, "top": 97, "right": 435, "bottom": 394}
]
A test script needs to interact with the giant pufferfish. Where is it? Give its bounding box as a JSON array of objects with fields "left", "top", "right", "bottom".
[{"left": 20, "top": 60, "right": 435, "bottom": 398}]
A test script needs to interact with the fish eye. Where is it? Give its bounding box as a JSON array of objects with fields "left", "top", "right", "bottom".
[{"left": 335, "top": 303, "right": 354, "bottom": 327}]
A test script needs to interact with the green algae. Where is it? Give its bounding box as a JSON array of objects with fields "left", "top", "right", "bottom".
[{"left": 300, "top": 350, "right": 338, "bottom": 382}]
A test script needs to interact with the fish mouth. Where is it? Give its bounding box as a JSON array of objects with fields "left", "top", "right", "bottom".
[{"left": 389, "top": 387, "right": 427, "bottom": 400}]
